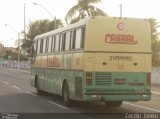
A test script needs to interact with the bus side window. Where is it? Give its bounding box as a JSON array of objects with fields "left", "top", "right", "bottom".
[
  {"left": 45, "top": 37, "right": 49, "bottom": 53},
  {"left": 62, "top": 33, "right": 66, "bottom": 51},
  {"left": 48, "top": 36, "right": 52, "bottom": 53},
  {"left": 81, "top": 27, "right": 85, "bottom": 49},
  {"left": 75, "top": 29, "right": 82, "bottom": 49},
  {"left": 59, "top": 33, "right": 66, "bottom": 51},
  {"left": 37, "top": 39, "right": 41, "bottom": 54},
  {"left": 55, "top": 34, "right": 60, "bottom": 52},
  {"left": 59, "top": 34, "right": 62, "bottom": 51},
  {"left": 43, "top": 38, "right": 47, "bottom": 53},
  {"left": 52, "top": 36, "right": 55, "bottom": 52},
  {"left": 35, "top": 39, "right": 39, "bottom": 54},
  {"left": 33, "top": 40, "right": 36, "bottom": 54},
  {"left": 65, "top": 31, "right": 71, "bottom": 51},
  {"left": 71, "top": 30, "right": 76, "bottom": 50},
  {"left": 33, "top": 39, "right": 38, "bottom": 54},
  {"left": 40, "top": 39, "right": 44, "bottom": 53}
]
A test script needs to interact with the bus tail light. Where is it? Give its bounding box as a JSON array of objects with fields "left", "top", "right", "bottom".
[
  {"left": 146, "top": 73, "right": 151, "bottom": 86},
  {"left": 86, "top": 72, "right": 92, "bottom": 85}
]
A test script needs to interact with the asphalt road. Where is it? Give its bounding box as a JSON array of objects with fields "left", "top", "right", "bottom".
[{"left": 0, "top": 68, "right": 160, "bottom": 119}]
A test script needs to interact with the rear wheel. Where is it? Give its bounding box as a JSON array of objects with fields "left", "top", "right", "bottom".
[
  {"left": 63, "top": 82, "right": 71, "bottom": 106},
  {"left": 105, "top": 101, "right": 122, "bottom": 107}
]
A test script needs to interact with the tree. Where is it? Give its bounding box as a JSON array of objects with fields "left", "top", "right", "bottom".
[
  {"left": 65, "top": 0, "right": 107, "bottom": 24},
  {"left": 21, "top": 19, "right": 63, "bottom": 55},
  {"left": 149, "top": 18, "right": 160, "bottom": 66}
]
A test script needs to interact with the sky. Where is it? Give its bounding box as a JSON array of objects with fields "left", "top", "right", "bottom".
[{"left": 0, "top": 0, "right": 160, "bottom": 47}]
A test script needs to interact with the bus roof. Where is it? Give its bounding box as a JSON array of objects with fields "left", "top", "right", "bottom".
[
  {"left": 34, "top": 18, "right": 88, "bottom": 40},
  {"left": 34, "top": 16, "right": 149, "bottom": 40}
]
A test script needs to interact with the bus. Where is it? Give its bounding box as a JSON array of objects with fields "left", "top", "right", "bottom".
[{"left": 30, "top": 16, "right": 151, "bottom": 107}]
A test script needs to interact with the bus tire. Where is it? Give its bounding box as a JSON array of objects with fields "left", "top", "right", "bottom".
[
  {"left": 105, "top": 101, "right": 122, "bottom": 107},
  {"left": 62, "top": 82, "right": 71, "bottom": 107},
  {"left": 35, "top": 77, "right": 42, "bottom": 95}
]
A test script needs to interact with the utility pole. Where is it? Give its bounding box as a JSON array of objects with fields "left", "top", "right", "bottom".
[
  {"left": 33, "top": 3, "right": 57, "bottom": 29},
  {"left": 120, "top": 4, "right": 122, "bottom": 18},
  {"left": 24, "top": 3, "right": 26, "bottom": 40}
]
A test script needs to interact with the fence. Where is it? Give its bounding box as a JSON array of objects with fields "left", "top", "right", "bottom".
[
  {"left": 152, "top": 67, "right": 160, "bottom": 85},
  {"left": 0, "top": 60, "right": 31, "bottom": 69}
]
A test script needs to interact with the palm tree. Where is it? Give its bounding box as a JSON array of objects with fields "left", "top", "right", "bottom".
[
  {"left": 149, "top": 18, "right": 160, "bottom": 41},
  {"left": 148, "top": 18, "right": 160, "bottom": 66},
  {"left": 65, "top": 0, "right": 107, "bottom": 24},
  {"left": 21, "top": 19, "right": 63, "bottom": 56}
]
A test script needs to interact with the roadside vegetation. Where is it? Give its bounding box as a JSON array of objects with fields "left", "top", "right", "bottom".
[{"left": 16, "top": 0, "right": 160, "bottom": 66}]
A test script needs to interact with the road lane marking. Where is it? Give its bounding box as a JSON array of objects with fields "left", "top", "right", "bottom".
[
  {"left": 124, "top": 102, "right": 160, "bottom": 113},
  {"left": 48, "top": 101, "right": 68, "bottom": 110},
  {"left": 152, "top": 91, "right": 160, "bottom": 96},
  {"left": 8, "top": 68, "right": 30, "bottom": 74},
  {"left": 3, "top": 81, "right": 10, "bottom": 85},
  {"left": 25, "top": 91, "right": 37, "bottom": 96},
  {"left": 2, "top": 80, "right": 37, "bottom": 97},
  {"left": 11, "top": 85, "right": 21, "bottom": 90}
]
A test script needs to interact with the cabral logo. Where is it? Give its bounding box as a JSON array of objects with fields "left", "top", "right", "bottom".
[
  {"left": 117, "top": 23, "right": 125, "bottom": 31},
  {"left": 105, "top": 34, "right": 138, "bottom": 45}
]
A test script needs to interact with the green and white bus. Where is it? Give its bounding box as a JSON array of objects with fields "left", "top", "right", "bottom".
[{"left": 31, "top": 16, "right": 151, "bottom": 106}]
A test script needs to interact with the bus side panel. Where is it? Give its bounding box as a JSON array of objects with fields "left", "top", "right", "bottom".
[
  {"left": 45, "top": 68, "right": 56, "bottom": 94},
  {"left": 53, "top": 69, "right": 60, "bottom": 94},
  {"left": 38, "top": 68, "right": 45, "bottom": 90},
  {"left": 30, "top": 67, "right": 36, "bottom": 87},
  {"left": 69, "top": 53, "right": 84, "bottom": 100},
  {"left": 31, "top": 55, "right": 46, "bottom": 90}
]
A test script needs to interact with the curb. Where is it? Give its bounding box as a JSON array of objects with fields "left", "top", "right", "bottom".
[{"left": 4, "top": 67, "right": 30, "bottom": 74}]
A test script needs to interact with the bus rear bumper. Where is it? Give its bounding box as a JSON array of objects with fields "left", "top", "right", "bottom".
[{"left": 83, "top": 93, "right": 151, "bottom": 102}]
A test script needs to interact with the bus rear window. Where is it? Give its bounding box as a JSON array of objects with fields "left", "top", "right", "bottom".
[{"left": 73, "top": 27, "right": 85, "bottom": 50}]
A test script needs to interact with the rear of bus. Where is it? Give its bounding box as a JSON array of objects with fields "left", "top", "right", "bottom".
[{"left": 83, "top": 17, "right": 151, "bottom": 104}]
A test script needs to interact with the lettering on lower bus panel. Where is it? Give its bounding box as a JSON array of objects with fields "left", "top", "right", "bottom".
[
  {"left": 47, "top": 56, "right": 61, "bottom": 67},
  {"left": 110, "top": 56, "right": 132, "bottom": 61},
  {"left": 52, "top": 57, "right": 61, "bottom": 67}
]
